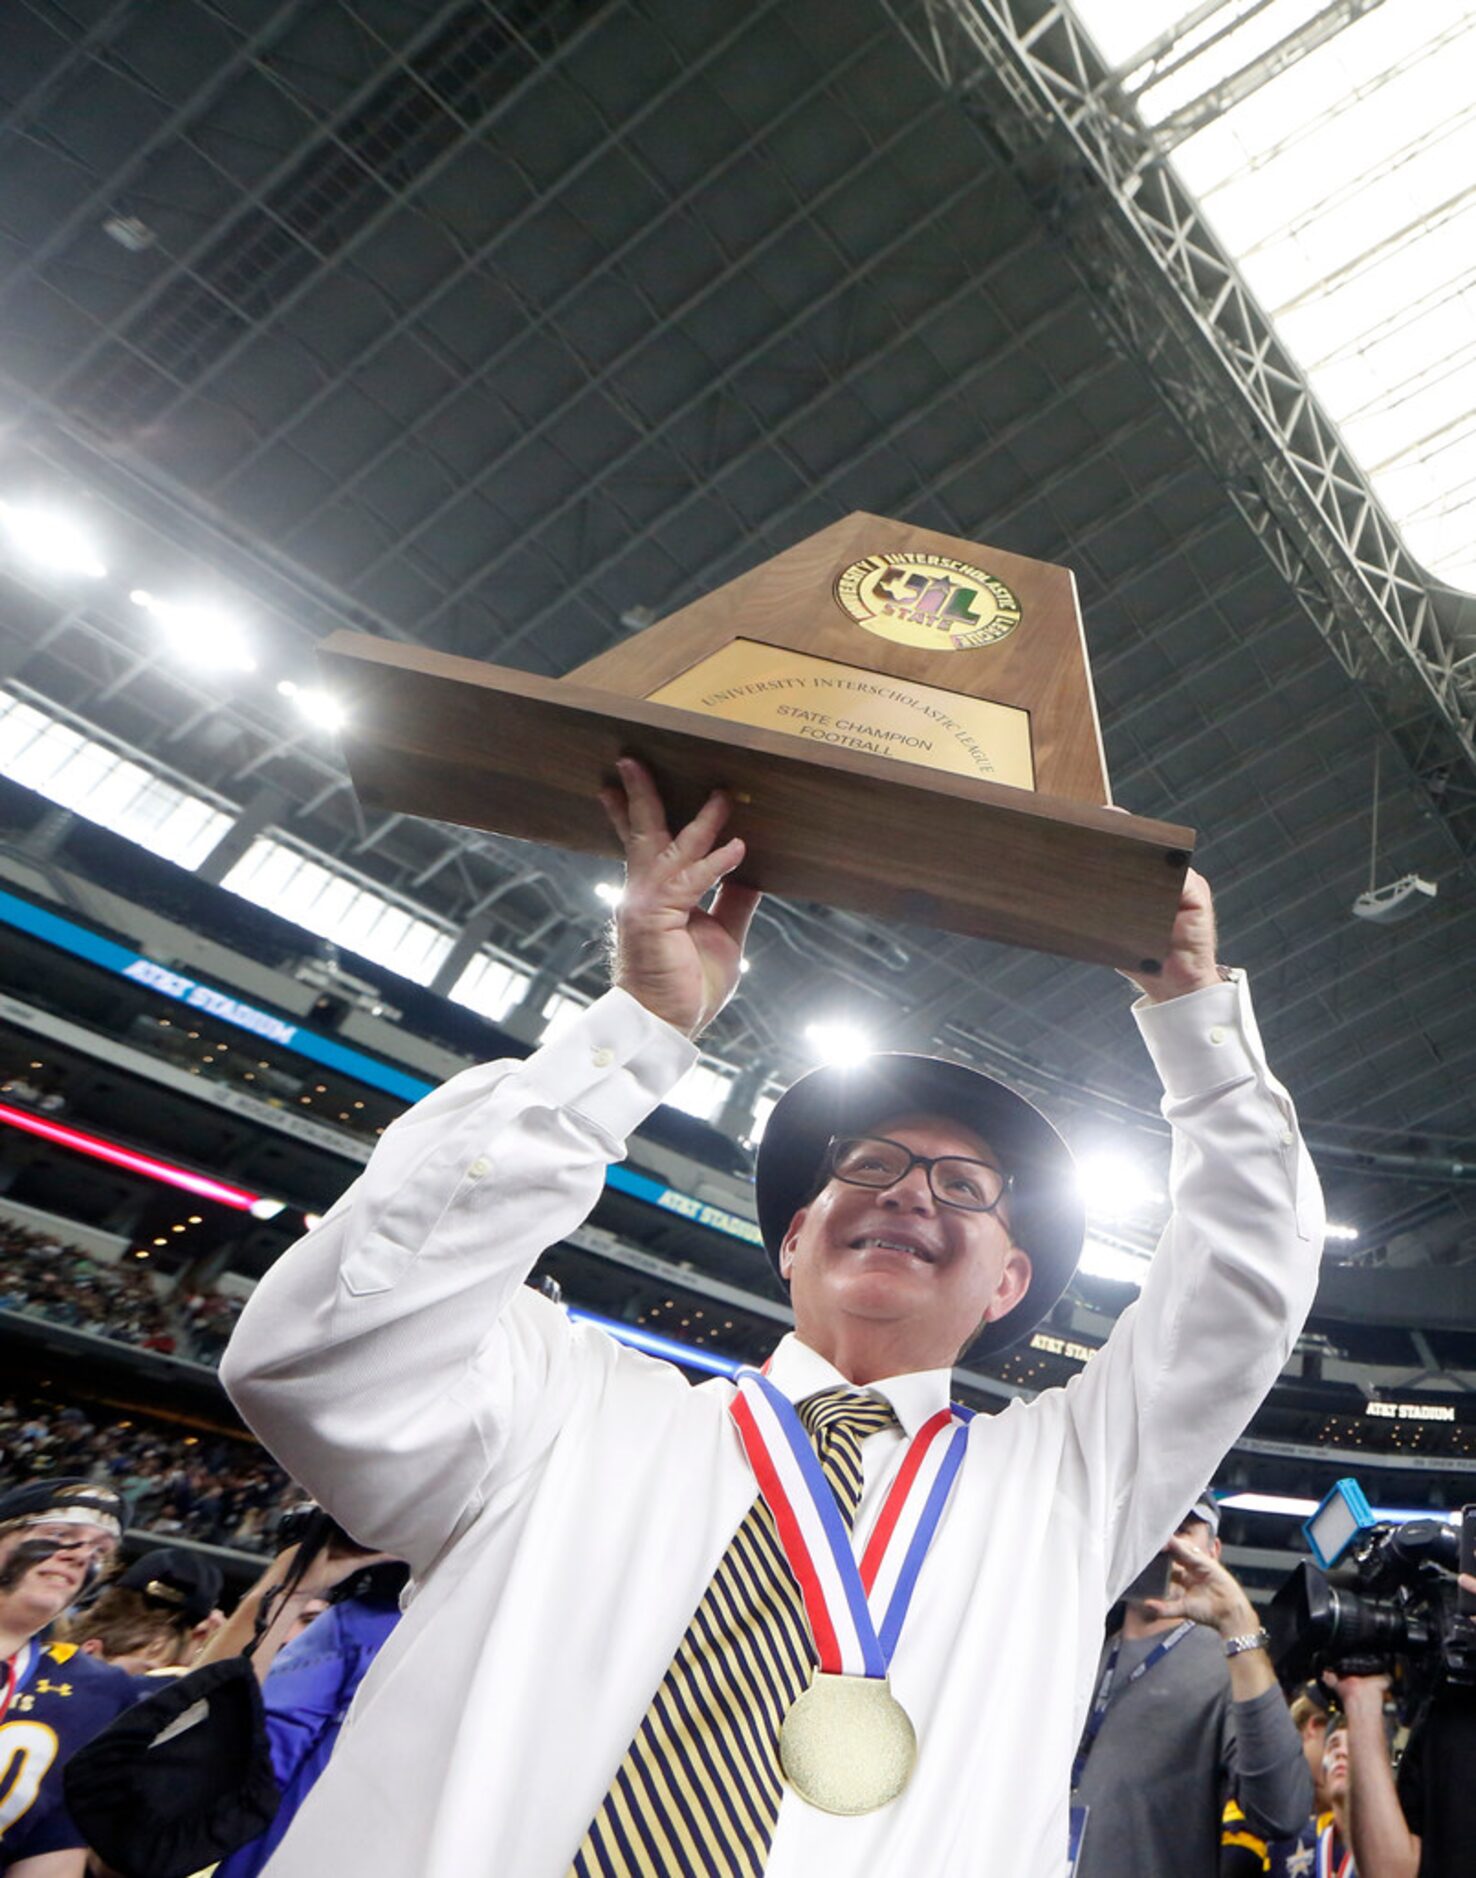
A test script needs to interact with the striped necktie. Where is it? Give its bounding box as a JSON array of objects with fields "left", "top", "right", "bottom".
[{"left": 568, "top": 1386, "right": 900, "bottom": 1878}]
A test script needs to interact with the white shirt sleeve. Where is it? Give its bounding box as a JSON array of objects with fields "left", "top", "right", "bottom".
[
  {"left": 1057, "top": 970, "right": 1324, "bottom": 1599},
  {"left": 219, "top": 986, "right": 697, "bottom": 1570}
]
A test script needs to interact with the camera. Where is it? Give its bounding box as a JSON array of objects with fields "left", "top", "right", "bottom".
[{"left": 1266, "top": 1479, "right": 1476, "bottom": 1693}]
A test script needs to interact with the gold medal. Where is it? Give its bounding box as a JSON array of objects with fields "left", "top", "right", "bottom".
[{"left": 778, "top": 1673, "right": 917, "bottom": 1815}]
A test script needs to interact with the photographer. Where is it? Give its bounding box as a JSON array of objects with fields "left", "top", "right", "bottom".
[{"left": 1328, "top": 1580, "right": 1476, "bottom": 1878}]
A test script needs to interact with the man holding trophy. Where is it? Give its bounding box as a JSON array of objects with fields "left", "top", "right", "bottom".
[{"left": 223, "top": 734, "right": 1323, "bottom": 1875}]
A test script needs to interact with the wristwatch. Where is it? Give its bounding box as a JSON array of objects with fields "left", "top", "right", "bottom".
[{"left": 1223, "top": 1628, "right": 1270, "bottom": 1657}]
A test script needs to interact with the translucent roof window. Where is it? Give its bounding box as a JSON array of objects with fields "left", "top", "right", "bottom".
[
  {"left": 665, "top": 1062, "right": 735, "bottom": 1125},
  {"left": 1071, "top": 0, "right": 1476, "bottom": 592},
  {"left": 0, "top": 690, "right": 231, "bottom": 869},
  {"left": 747, "top": 1091, "right": 778, "bottom": 1145},
  {"left": 449, "top": 952, "right": 533, "bottom": 1023},
  {"left": 224, "top": 836, "right": 452, "bottom": 985}
]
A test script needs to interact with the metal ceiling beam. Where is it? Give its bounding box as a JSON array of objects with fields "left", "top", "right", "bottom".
[
  {"left": 883, "top": 0, "right": 1476, "bottom": 866},
  {"left": 1143, "top": 0, "right": 1388, "bottom": 153}
]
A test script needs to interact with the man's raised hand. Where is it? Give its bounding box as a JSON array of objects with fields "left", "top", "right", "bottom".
[
  {"left": 602, "top": 757, "right": 760, "bottom": 1039},
  {"left": 1120, "top": 865, "right": 1222, "bottom": 1004}
]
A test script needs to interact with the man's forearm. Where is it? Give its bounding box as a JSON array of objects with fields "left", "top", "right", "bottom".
[
  {"left": 1344, "top": 1693, "right": 1419, "bottom": 1878},
  {"left": 1229, "top": 1681, "right": 1315, "bottom": 1840}
]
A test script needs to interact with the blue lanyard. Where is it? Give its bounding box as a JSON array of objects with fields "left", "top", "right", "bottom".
[{"left": 1070, "top": 1621, "right": 1195, "bottom": 1791}]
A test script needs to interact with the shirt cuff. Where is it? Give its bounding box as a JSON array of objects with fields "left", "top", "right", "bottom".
[
  {"left": 1131, "top": 969, "right": 1264, "bottom": 1103},
  {"left": 516, "top": 986, "right": 699, "bottom": 1147}
]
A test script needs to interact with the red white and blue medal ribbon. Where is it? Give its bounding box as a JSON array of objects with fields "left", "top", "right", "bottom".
[
  {"left": 1316, "top": 1822, "right": 1353, "bottom": 1878},
  {"left": 0, "top": 1640, "right": 39, "bottom": 1724},
  {"left": 729, "top": 1368, "right": 971, "bottom": 1681}
]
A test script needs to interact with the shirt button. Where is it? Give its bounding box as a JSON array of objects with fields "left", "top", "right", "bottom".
[
  {"left": 467, "top": 1157, "right": 490, "bottom": 1179},
  {"left": 1279, "top": 1129, "right": 1295, "bottom": 1147},
  {"left": 592, "top": 1046, "right": 614, "bottom": 1068},
  {"left": 1208, "top": 1026, "right": 1227, "bottom": 1045}
]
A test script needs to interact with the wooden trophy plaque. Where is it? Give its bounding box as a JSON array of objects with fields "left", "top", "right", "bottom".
[{"left": 319, "top": 513, "right": 1195, "bottom": 973}]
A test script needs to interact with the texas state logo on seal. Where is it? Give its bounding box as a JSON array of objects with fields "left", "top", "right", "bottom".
[{"left": 834, "top": 552, "right": 1022, "bottom": 652}]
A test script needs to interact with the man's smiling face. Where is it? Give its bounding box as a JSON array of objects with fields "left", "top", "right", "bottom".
[
  {"left": 778, "top": 1110, "right": 1032, "bottom": 1377},
  {"left": 0, "top": 1518, "right": 118, "bottom": 1630}
]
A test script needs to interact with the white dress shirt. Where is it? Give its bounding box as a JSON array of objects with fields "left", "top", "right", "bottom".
[{"left": 222, "top": 972, "right": 1323, "bottom": 1878}]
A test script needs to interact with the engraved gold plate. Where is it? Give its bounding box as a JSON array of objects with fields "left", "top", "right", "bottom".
[
  {"left": 650, "top": 638, "right": 1035, "bottom": 790},
  {"left": 778, "top": 1673, "right": 917, "bottom": 1816}
]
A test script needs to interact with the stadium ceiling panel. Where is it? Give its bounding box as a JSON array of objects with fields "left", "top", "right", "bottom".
[{"left": 0, "top": 0, "right": 1472, "bottom": 1303}]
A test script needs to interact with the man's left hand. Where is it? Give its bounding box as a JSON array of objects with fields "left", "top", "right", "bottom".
[{"left": 1121, "top": 867, "right": 1222, "bottom": 1004}]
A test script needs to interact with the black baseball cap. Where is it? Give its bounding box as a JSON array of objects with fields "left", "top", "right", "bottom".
[
  {"left": 118, "top": 1549, "right": 224, "bottom": 1625},
  {"left": 754, "top": 1052, "right": 1083, "bottom": 1357}
]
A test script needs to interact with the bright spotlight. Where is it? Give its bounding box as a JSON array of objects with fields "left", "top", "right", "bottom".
[
  {"left": 1325, "top": 1222, "right": 1359, "bottom": 1242},
  {"left": 248, "top": 1196, "right": 287, "bottom": 1221},
  {"left": 804, "top": 1021, "right": 873, "bottom": 1067},
  {"left": 1074, "top": 1149, "right": 1164, "bottom": 1220},
  {"left": 277, "top": 679, "right": 346, "bottom": 732},
  {"left": 593, "top": 881, "right": 624, "bottom": 908},
  {"left": 131, "top": 588, "right": 254, "bottom": 672},
  {"left": 0, "top": 501, "right": 106, "bottom": 578}
]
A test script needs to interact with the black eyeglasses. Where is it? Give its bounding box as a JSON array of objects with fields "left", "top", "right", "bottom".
[{"left": 825, "top": 1135, "right": 1010, "bottom": 1215}]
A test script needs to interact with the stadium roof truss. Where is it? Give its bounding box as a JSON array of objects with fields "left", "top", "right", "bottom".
[{"left": 884, "top": 0, "right": 1476, "bottom": 859}]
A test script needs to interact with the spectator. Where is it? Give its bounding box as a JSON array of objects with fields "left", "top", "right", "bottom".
[
  {"left": 0, "top": 1478, "right": 142, "bottom": 1875},
  {"left": 58, "top": 1547, "right": 225, "bottom": 1676},
  {"left": 1318, "top": 1718, "right": 1357, "bottom": 1874},
  {"left": 1072, "top": 1496, "right": 1313, "bottom": 1877}
]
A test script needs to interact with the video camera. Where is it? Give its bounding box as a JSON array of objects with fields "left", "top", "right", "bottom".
[{"left": 1267, "top": 1478, "right": 1476, "bottom": 1691}]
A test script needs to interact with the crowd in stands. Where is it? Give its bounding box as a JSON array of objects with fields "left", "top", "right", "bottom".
[
  {"left": 0, "top": 1213, "right": 243, "bottom": 1363},
  {"left": 177, "top": 1284, "right": 248, "bottom": 1361},
  {"left": 0, "top": 1393, "right": 298, "bottom": 1554}
]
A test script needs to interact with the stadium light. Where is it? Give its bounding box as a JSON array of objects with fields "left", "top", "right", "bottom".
[
  {"left": 1325, "top": 1222, "right": 1359, "bottom": 1243},
  {"left": 1217, "top": 1491, "right": 1457, "bottom": 1525},
  {"left": 0, "top": 500, "right": 106, "bottom": 578},
  {"left": 804, "top": 1021, "right": 873, "bottom": 1067},
  {"left": 277, "top": 679, "right": 346, "bottom": 732},
  {"left": 0, "top": 1099, "right": 273, "bottom": 1213},
  {"left": 593, "top": 881, "right": 624, "bottom": 908},
  {"left": 131, "top": 588, "right": 254, "bottom": 672}
]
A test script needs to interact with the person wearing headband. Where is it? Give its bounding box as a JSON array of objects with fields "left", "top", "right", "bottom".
[
  {"left": 223, "top": 761, "right": 1324, "bottom": 1878},
  {"left": 0, "top": 1478, "right": 143, "bottom": 1875}
]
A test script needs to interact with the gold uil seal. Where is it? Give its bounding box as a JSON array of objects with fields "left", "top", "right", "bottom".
[{"left": 834, "top": 553, "right": 1022, "bottom": 652}]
